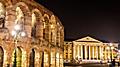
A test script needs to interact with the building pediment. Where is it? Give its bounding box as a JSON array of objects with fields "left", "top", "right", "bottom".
[{"left": 75, "top": 36, "right": 103, "bottom": 43}]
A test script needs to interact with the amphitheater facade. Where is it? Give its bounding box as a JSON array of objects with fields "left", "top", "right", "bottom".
[{"left": 0, "top": 0, "right": 64, "bottom": 67}]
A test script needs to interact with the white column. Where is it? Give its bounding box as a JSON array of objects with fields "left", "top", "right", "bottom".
[
  {"left": 77, "top": 45, "right": 79, "bottom": 58},
  {"left": 89, "top": 46, "right": 91, "bottom": 60},
  {"left": 96, "top": 46, "right": 98, "bottom": 60},
  {"left": 81, "top": 45, "right": 83, "bottom": 59},
  {"left": 104, "top": 47, "right": 107, "bottom": 60},
  {"left": 92, "top": 46, "right": 94, "bottom": 59},
  {"left": 85, "top": 46, "right": 87, "bottom": 60},
  {"left": 73, "top": 45, "right": 75, "bottom": 59},
  {"left": 99, "top": 46, "right": 101, "bottom": 60}
]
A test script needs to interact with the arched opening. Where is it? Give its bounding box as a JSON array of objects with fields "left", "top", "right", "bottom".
[
  {"left": 50, "top": 49, "right": 56, "bottom": 67},
  {"left": 0, "top": 46, "right": 4, "bottom": 67},
  {"left": 29, "top": 48, "right": 35, "bottom": 67},
  {"left": 50, "top": 15, "right": 56, "bottom": 44},
  {"left": 12, "top": 47, "right": 22, "bottom": 67},
  {"left": 60, "top": 53, "right": 63, "bottom": 67},
  {"left": 56, "top": 52, "right": 60, "bottom": 67},
  {"left": 0, "top": 2, "right": 5, "bottom": 28},
  {"left": 15, "top": 6, "right": 24, "bottom": 28},
  {"left": 31, "top": 9, "right": 42, "bottom": 39},
  {"left": 44, "top": 51, "right": 49, "bottom": 67},
  {"left": 57, "top": 23, "right": 61, "bottom": 46},
  {"left": 31, "top": 13, "right": 36, "bottom": 38},
  {"left": 43, "top": 14, "right": 50, "bottom": 41}
]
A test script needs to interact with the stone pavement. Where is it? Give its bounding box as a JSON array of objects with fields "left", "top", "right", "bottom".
[{"left": 64, "top": 63, "right": 119, "bottom": 67}]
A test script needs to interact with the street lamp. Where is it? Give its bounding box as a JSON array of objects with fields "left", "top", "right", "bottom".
[{"left": 11, "top": 24, "right": 26, "bottom": 67}]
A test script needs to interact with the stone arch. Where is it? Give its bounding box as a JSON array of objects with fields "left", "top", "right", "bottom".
[
  {"left": 29, "top": 47, "right": 41, "bottom": 67},
  {"left": 0, "top": 46, "right": 4, "bottom": 67},
  {"left": 50, "top": 48, "right": 56, "bottom": 67},
  {"left": 0, "top": 2, "right": 5, "bottom": 18},
  {"left": 60, "top": 27, "right": 64, "bottom": 47},
  {"left": 50, "top": 15, "right": 57, "bottom": 44},
  {"left": 56, "top": 23, "right": 61, "bottom": 46},
  {"left": 13, "top": 2, "right": 30, "bottom": 37},
  {"left": 43, "top": 14, "right": 50, "bottom": 41},
  {"left": 59, "top": 52, "right": 63, "bottom": 67},
  {"left": 0, "top": 2, "right": 5, "bottom": 28},
  {"left": 14, "top": 2, "right": 30, "bottom": 16},
  {"left": 31, "top": 9, "right": 43, "bottom": 38},
  {"left": 29, "top": 48, "right": 35, "bottom": 67},
  {"left": 12, "top": 46, "right": 26, "bottom": 67},
  {"left": 43, "top": 50, "right": 49, "bottom": 67},
  {"left": 56, "top": 51, "right": 60, "bottom": 67}
]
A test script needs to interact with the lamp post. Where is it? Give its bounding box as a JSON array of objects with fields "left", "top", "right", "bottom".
[{"left": 11, "top": 24, "right": 26, "bottom": 67}]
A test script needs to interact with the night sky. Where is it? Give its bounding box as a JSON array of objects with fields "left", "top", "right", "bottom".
[{"left": 35, "top": 0, "right": 120, "bottom": 43}]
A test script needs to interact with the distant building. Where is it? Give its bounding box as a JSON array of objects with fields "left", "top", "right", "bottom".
[{"left": 64, "top": 36, "right": 118, "bottom": 63}]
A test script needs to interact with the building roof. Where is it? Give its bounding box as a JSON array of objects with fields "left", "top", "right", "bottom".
[{"left": 65, "top": 36, "right": 110, "bottom": 43}]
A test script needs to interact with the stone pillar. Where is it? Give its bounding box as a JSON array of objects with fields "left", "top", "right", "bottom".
[
  {"left": 35, "top": 51, "right": 41, "bottom": 67},
  {"left": 26, "top": 51, "right": 30, "bottom": 67},
  {"left": 77, "top": 45, "right": 79, "bottom": 58},
  {"left": 81, "top": 45, "right": 83, "bottom": 59},
  {"left": 108, "top": 48, "right": 110, "bottom": 59},
  {"left": 89, "top": 46, "right": 91, "bottom": 60},
  {"left": 85, "top": 46, "right": 87, "bottom": 60},
  {"left": 96, "top": 46, "right": 98, "bottom": 60},
  {"left": 73, "top": 45, "right": 75, "bottom": 60},
  {"left": 92, "top": 46, "right": 94, "bottom": 59},
  {"left": 4, "top": 51, "right": 12, "bottom": 67},
  {"left": 101, "top": 46, "right": 103, "bottom": 60},
  {"left": 48, "top": 51, "right": 50, "bottom": 67},
  {"left": 99, "top": 46, "right": 101, "bottom": 60},
  {"left": 112, "top": 49, "right": 113, "bottom": 59},
  {"left": 104, "top": 47, "right": 107, "bottom": 60}
]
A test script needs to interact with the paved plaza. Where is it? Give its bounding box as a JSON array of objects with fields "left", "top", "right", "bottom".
[{"left": 64, "top": 63, "right": 120, "bottom": 67}]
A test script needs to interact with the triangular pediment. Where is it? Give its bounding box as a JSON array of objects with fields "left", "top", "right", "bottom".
[{"left": 75, "top": 36, "right": 103, "bottom": 43}]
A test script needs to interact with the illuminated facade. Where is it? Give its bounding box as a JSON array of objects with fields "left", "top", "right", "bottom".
[
  {"left": 0, "top": 0, "right": 64, "bottom": 67},
  {"left": 64, "top": 36, "right": 118, "bottom": 63}
]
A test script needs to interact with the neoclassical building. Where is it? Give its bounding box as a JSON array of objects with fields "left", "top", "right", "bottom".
[
  {"left": 64, "top": 36, "right": 118, "bottom": 63},
  {"left": 0, "top": 0, "right": 64, "bottom": 67}
]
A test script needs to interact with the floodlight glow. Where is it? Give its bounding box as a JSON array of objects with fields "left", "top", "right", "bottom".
[
  {"left": 21, "top": 31, "right": 26, "bottom": 37},
  {"left": 111, "top": 47, "right": 114, "bottom": 49},
  {"left": 110, "top": 43, "right": 112, "bottom": 46},
  {"left": 11, "top": 30, "right": 16, "bottom": 36},
  {"left": 14, "top": 24, "right": 21, "bottom": 31}
]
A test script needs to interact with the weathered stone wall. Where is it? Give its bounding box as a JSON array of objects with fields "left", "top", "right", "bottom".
[{"left": 0, "top": 0, "right": 64, "bottom": 67}]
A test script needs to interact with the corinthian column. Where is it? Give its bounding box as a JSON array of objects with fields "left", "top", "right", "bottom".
[
  {"left": 81, "top": 45, "right": 83, "bottom": 59},
  {"left": 85, "top": 46, "right": 87, "bottom": 60},
  {"left": 92, "top": 46, "right": 94, "bottom": 59},
  {"left": 89, "top": 46, "right": 91, "bottom": 60}
]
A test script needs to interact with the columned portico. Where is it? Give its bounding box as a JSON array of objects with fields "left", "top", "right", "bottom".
[{"left": 64, "top": 36, "right": 118, "bottom": 63}]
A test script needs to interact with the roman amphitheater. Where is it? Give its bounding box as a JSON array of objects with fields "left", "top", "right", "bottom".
[{"left": 0, "top": 0, "right": 64, "bottom": 67}]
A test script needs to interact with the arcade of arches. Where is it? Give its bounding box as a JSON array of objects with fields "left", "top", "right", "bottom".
[{"left": 0, "top": 0, "right": 64, "bottom": 67}]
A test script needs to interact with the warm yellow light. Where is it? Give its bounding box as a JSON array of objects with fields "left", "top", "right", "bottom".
[
  {"left": 32, "top": 13, "right": 36, "bottom": 27},
  {"left": 11, "top": 30, "right": 17, "bottom": 36},
  {"left": 16, "top": 7, "right": 23, "bottom": 20},
  {"left": 21, "top": 31, "right": 26, "bottom": 37},
  {"left": 14, "top": 24, "right": 21, "bottom": 31},
  {"left": 106, "top": 47, "right": 110, "bottom": 50},
  {"left": 51, "top": 24, "right": 54, "bottom": 29},
  {"left": 111, "top": 47, "right": 114, "bottom": 49},
  {"left": 110, "top": 43, "right": 112, "bottom": 46},
  {"left": 43, "top": 22, "right": 46, "bottom": 29}
]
